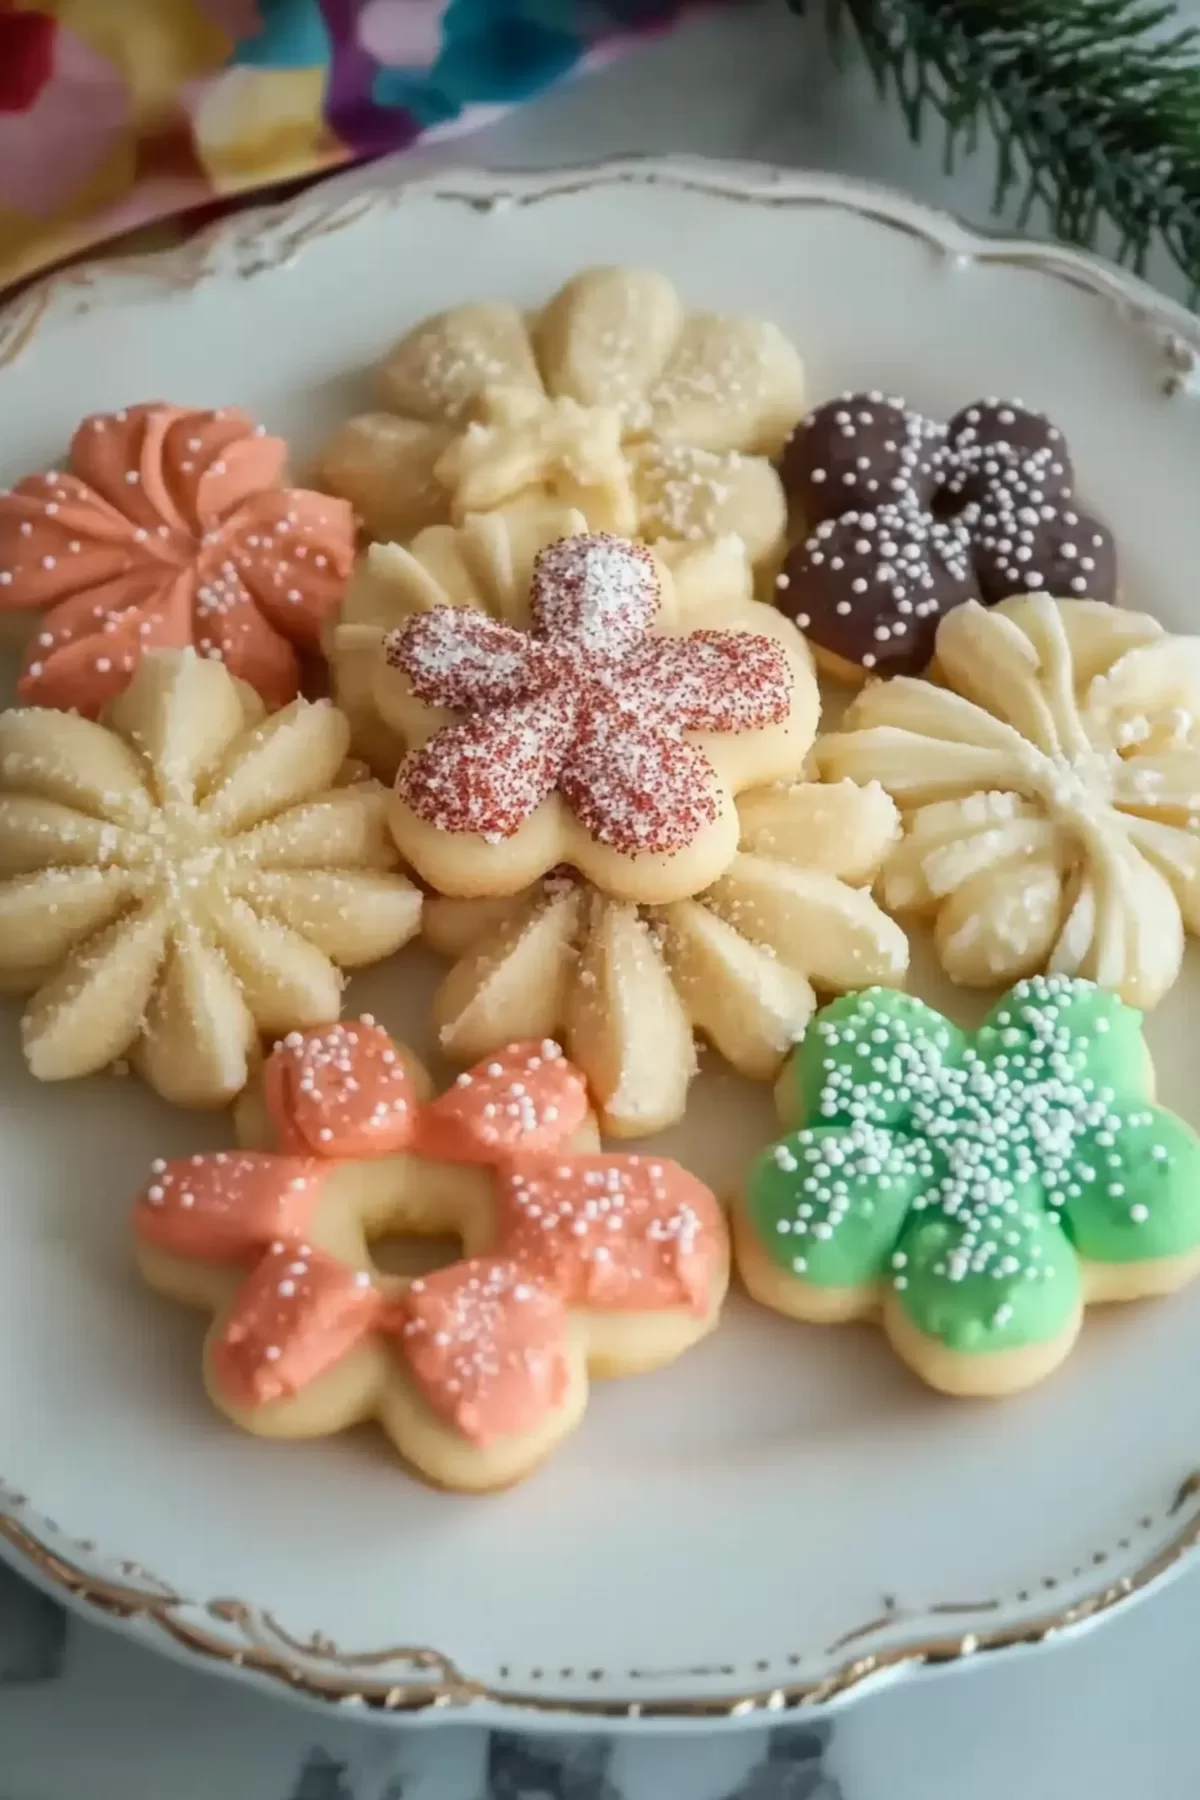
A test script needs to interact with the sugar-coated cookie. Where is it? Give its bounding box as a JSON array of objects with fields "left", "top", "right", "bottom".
[
  {"left": 424, "top": 780, "right": 907, "bottom": 1137},
  {"left": 818, "top": 594, "right": 1200, "bottom": 1010},
  {"left": 330, "top": 500, "right": 758, "bottom": 777},
  {"left": 319, "top": 265, "right": 805, "bottom": 569},
  {"left": 735, "top": 978, "right": 1200, "bottom": 1397},
  {"left": 0, "top": 402, "right": 354, "bottom": 715},
  {"left": 383, "top": 531, "right": 819, "bottom": 904},
  {"left": 0, "top": 649, "right": 421, "bottom": 1105},
  {"left": 776, "top": 392, "right": 1117, "bottom": 681},
  {"left": 133, "top": 1023, "right": 729, "bottom": 1491}
]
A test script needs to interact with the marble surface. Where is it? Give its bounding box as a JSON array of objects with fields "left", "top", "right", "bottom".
[{"left": 4, "top": 3, "right": 1200, "bottom": 1795}]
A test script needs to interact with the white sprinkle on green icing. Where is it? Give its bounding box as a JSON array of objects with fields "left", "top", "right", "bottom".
[{"left": 747, "top": 978, "right": 1200, "bottom": 1354}]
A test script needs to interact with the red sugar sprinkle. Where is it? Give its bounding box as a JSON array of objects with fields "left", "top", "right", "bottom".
[{"left": 386, "top": 533, "right": 792, "bottom": 855}]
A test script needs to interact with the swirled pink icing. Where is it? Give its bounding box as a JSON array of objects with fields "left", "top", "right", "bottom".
[{"left": 0, "top": 402, "right": 355, "bottom": 716}]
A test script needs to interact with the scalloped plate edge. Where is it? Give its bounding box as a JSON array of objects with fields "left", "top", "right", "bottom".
[{"left": 3, "top": 154, "right": 1200, "bottom": 1729}]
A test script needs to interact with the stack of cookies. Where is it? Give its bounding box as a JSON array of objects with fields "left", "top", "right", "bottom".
[
  {"left": 325, "top": 267, "right": 907, "bottom": 1137},
  {"left": 5, "top": 266, "right": 1200, "bottom": 1491}
]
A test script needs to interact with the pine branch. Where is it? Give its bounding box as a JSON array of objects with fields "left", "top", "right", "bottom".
[{"left": 798, "top": 0, "right": 1200, "bottom": 299}]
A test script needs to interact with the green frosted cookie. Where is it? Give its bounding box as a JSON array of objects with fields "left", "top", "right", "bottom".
[{"left": 738, "top": 975, "right": 1200, "bottom": 1395}]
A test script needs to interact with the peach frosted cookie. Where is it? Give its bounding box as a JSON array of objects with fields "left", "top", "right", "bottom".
[
  {"left": 383, "top": 532, "right": 818, "bottom": 904},
  {"left": 319, "top": 265, "right": 804, "bottom": 568},
  {"left": 819, "top": 595, "right": 1200, "bottom": 1008},
  {"left": 0, "top": 402, "right": 354, "bottom": 716},
  {"left": 0, "top": 649, "right": 420, "bottom": 1106},
  {"left": 735, "top": 979, "right": 1200, "bottom": 1398},
  {"left": 133, "top": 1023, "right": 729, "bottom": 1492},
  {"left": 425, "top": 780, "right": 907, "bottom": 1137}
]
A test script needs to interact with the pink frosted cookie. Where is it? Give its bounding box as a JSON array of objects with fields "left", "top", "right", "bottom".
[
  {"left": 0, "top": 401, "right": 355, "bottom": 715},
  {"left": 133, "top": 1020, "right": 729, "bottom": 1492}
]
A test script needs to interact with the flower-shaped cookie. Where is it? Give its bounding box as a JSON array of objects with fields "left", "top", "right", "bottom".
[
  {"left": 425, "top": 780, "right": 907, "bottom": 1136},
  {"left": 318, "top": 266, "right": 805, "bottom": 567},
  {"left": 133, "top": 1023, "right": 729, "bottom": 1491},
  {"left": 777, "top": 393, "right": 1117, "bottom": 680},
  {"left": 0, "top": 402, "right": 355, "bottom": 716},
  {"left": 0, "top": 650, "right": 421, "bottom": 1106},
  {"left": 385, "top": 532, "right": 818, "bottom": 903},
  {"left": 736, "top": 979, "right": 1200, "bottom": 1396},
  {"left": 818, "top": 595, "right": 1200, "bottom": 1009},
  {"left": 330, "top": 500, "right": 764, "bottom": 776}
]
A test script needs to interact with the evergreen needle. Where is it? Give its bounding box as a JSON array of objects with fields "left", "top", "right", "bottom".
[{"left": 796, "top": 0, "right": 1200, "bottom": 298}]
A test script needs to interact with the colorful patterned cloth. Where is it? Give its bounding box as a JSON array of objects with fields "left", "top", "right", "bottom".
[{"left": 0, "top": 2, "right": 718, "bottom": 291}]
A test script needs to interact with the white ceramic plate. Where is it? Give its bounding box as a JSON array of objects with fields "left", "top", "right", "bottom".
[{"left": 4, "top": 157, "right": 1200, "bottom": 1732}]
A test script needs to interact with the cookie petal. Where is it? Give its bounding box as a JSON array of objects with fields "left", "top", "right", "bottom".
[
  {"left": 533, "top": 267, "right": 683, "bottom": 422},
  {"left": 400, "top": 695, "right": 573, "bottom": 842},
  {"left": 635, "top": 629, "right": 791, "bottom": 733},
  {"left": 656, "top": 897, "right": 816, "bottom": 1080},
  {"left": 433, "top": 884, "right": 580, "bottom": 1063},
  {"left": 0, "top": 706, "right": 153, "bottom": 828},
  {"left": 228, "top": 488, "right": 355, "bottom": 652},
  {"left": 202, "top": 698, "right": 350, "bottom": 835},
  {"left": 933, "top": 857, "right": 1067, "bottom": 988},
  {"left": 237, "top": 785, "right": 398, "bottom": 871},
  {"left": 0, "top": 867, "right": 133, "bottom": 986},
  {"left": 378, "top": 302, "right": 542, "bottom": 424},
  {"left": 105, "top": 648, "right": 255, "bottom": 807},
  {"left": 1114, "top": 750, "right": 1200, "bottom": 827},
  {"left": 890, "top": 1199, "right": 1081, "bottom": 1358},
  {"left": 132, "top": 927, "right": 258, "bottom": 1107},
  {"left": 564, "top": 894, "right": 695, "bottom": 1138},
  {"left": 387, "top": 604, "right": 533, "bottom": 712},
  {"left": 0, "top": 796, "right": 141, "bottom": 877},
  {"left": 1048, "top": 843, "right": 1184, "bottom": 1009},
  {"left": 242, "top": 868, "right": 421, "bottom": 966},
  {"left": 21, "top": 904, "right": 167, "bottom": 1080},
  {"left": 745, "top": 1122, "right": 920, "bottom": 1294},
  {"left": 1122, "top": 815, "right": 1200, "bottom": 932},
  {"left": 781, "top": 990, "right": 967, "bottom": 1132},
  {"left": 1064, "top": 1104, "right": 1200, "bottom": 1270},
  {"left": 208, "top": 894, "right": 342, "bottom": 1035},
  {"left": 648, "top": 313, "right": 805, "bottom": 456},
  {"left": 882, "top": 796, "right": 1061, "bottom": 913},
  {"left": 705, "top": 853, "right": 908, "bottom": 994},
  {"left": 735, "top": 780, "right": 899, "bottom": 884},
  {"left": 630, "top": 443, "right": 787, "bottom": 566},
  {"left": 318, "top": 413, "right": 451, "bottom": 544}
]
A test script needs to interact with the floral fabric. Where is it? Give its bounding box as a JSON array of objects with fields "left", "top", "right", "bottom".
[{"left": 0, "top": 1, "right": 717, "bottom": 291}]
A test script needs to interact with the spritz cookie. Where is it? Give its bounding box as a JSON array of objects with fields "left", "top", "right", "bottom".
[
  {"left": 819, "top": 595, "right": 1200, "bottom": 1008},
  {"left": 776, "top": 392, "right": 1117, "bottom": 682},
  {"left": 330, "top": 500, "right": 758, "bottom": 776},
  {"left": 319, "top": 265, "right": 804, "bottom": 569},
  {"left": 383, "top": 531, "right": 818, "bottom": 904},
  {"left": 133, "top": 1022, "right": 729, "bottom": 1492},
  {"left": 0, "top": 402, "right": 354, "bottom": 714},
  {"left": 425, "top": 779, "right": 907, "bottom": 1137},
  {"left": 0, "top": 650, "right": 421, "bottom": 1105},
  {"left": 735, "top": 978, "right": 1200, "bottom": 1397}
]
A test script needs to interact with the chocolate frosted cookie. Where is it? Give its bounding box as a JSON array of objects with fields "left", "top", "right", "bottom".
[
  {"left": 777, "top": 391, "right": 1117, "bottom": 681},
  {"left": 778, "top": 393, "right": 943, "bottom": 525},
  {"left": 781, "top": 505, "right": 979, "bottom": 676}
]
